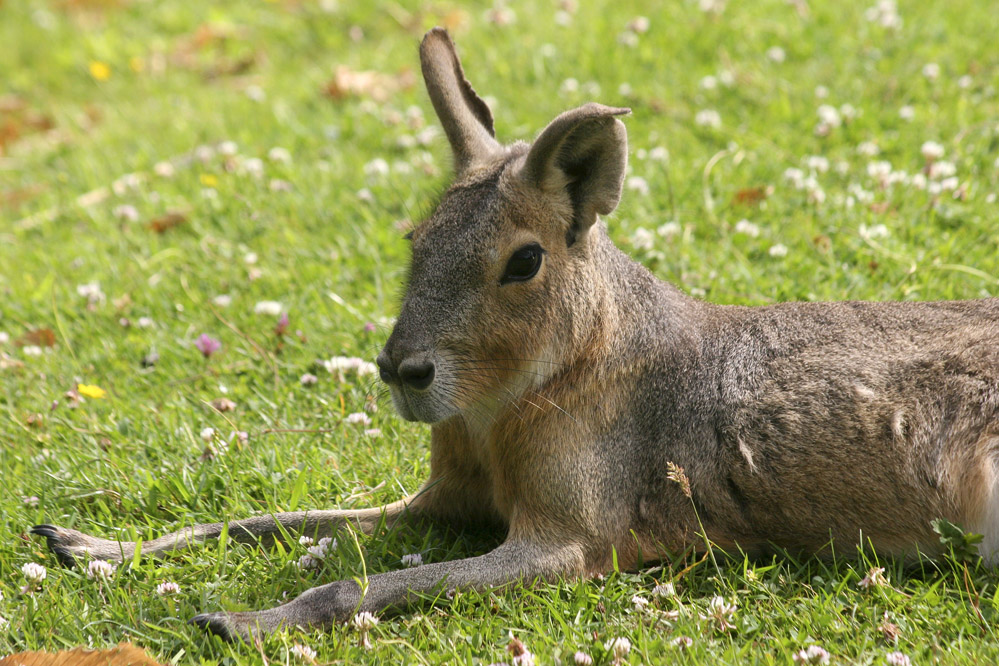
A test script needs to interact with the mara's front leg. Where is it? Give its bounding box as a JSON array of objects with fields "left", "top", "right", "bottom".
[
  {"left": 192, "top": 538, "right": 586, "bottom": 641},
  {"left": 31, "top": 496, "right": 421, "bottom": 566}
]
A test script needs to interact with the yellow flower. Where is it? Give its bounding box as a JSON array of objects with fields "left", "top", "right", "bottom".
[
  {"left": 200, "top": 174, "right": 218, "bottom": 187},
  {"left": 129, "top": 56, "right": 144, "bottom": 73},
  {"left": 77, "top": 384, "right": 107, "bottom": 399},
  {"left": 89, "top": 61, "right": 111, "bottom": 81}
]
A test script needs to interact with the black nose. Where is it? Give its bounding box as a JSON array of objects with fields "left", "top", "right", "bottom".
[{"left": 397, "top": 357, "right": 435, "bottom": 390}]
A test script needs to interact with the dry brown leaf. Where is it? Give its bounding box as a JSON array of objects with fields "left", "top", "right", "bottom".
[
  {"left": 324, "top": 65, "right": 416, "bottom": 103},
  {"left": 732, "top": 186, "right": 770, "bottom": 207},
  {"left": 16, "top": 328, "right": 56, "bottom": 348},
  {"left": 0, "top": 643, "right": 165, "bottom": 666},
  {"left": 147, "top": 211, "right": 187, "bottom": 233}
]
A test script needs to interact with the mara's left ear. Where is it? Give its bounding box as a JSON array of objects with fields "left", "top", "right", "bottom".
[{"left": 519, "top": 103, "right": 630, "bottom": 245}]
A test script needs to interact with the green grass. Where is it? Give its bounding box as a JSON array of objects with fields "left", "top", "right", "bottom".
[{"left": 2, "top": 0, "right": 999, "bottom": 663}]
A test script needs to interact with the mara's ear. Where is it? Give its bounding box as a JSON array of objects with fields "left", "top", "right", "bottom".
[
  {"left": 420, "top": 27, "right": 500, "bottom": 175},
  {"left": 520, "top": 103, "right": 630, "bottom": 245}
]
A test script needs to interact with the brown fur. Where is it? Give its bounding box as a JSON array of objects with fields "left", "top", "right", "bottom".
[{"left": 31, "top": 28, "right": 999, "bottom": 641}]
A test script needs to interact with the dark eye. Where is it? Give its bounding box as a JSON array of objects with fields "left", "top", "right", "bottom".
[{"left": 501, "top": 243, "right": 544, "bottom": 284}]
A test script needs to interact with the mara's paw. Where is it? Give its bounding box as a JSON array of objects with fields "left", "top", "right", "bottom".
[
  {"left": 30, "top": 524, "right": 133, "bottom": 566},
  {"left": 191, "top": 610, "right": 293, "bottom": 643}
]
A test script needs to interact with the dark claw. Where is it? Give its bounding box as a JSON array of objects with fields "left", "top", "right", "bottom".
[
  {"left": 190, "top": 614, "right": 236, "bottom": 642},
  {"left": 51, "top": 546, "right": 80, "bottom": 567},
  {"left": 30, "top": 524, "right": 61, "bottom": 538},
  {"left": 30, "top": 524, "right": 79, "bottom": 567}
]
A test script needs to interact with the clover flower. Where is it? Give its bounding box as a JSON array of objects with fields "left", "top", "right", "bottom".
[
  {"left": 701, "top": 595, "right": 737, "bottom": 632},
  {"left": 604, "top": 637, "right": 631, "bottom": 664},
  {"left": 794, "top": 645, "right": 831, "bottom": 664},
  {"left": 87, "top": 560, "right": 116, "bottom": 581},
  {"left": 195, "top": 334, "right": 222, "bottom": 358},
  {"left": 353, "top": 611, "right": 379, "bottom": 649},
  {"left": 157, "top": 581, "right": 181, "bottom": 596}
]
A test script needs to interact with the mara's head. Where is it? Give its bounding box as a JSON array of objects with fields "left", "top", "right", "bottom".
[{"left": 377, "top": 28, "right": 630, "bottom": 424}]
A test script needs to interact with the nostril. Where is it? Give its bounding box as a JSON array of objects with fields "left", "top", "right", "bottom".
[
  {"left": 376, "top": 353, "right": 394, "bottom": 383},
  {"left": 398, "top": 358, "right": 435, "bottom": 391}
]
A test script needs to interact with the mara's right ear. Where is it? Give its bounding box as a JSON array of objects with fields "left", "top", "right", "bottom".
[
  {"left": 519, "top": 103, "right": 630, "bottom": 246},
  {"left": 420, "top": 27, "right": 500, "bottom": 175}
]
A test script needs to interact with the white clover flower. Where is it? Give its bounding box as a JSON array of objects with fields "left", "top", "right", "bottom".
[
  {"left": 0, "top": 331, "right": 8, "bottom": 344},
  {"left": 300, "top": 373, "right": 319, "bottom": 386},
  {"left": 290, "top": 643, "right": 318, "bottom": 662},
  {"left": 695, "top": 109, "right": 722, "bottom": 129},
  {"left": 769, "top": 244, "right": 788, "bottom": 258},
  {"left": 657, "top": 221, "right": 682, "bottom": 238},
  {"left": 298, "top": 535, "right": 315, "bottom": 547},
  {"left": 617, "top": 31, "right": 638, "bottom": 47},
  {"left": 859, "top": 566, "right": 888, "bottom": 589},
  {"left": 784, "top": 167, "right": 806, "bottom": 188},
  {"left": 364, "top": 428, "right": 383, "bottom": 437},
  {"left": 718, "top": 69, "right": 735, "bottom": 87},
  {"left": 346, "top": 412, "right": 372, "bottom": 426},
  {"left": 401, "top": 553, "right": 423, "bottom": 567},
  {"left": 626, "top": 176, "right": 650, "bottom": 196},
  {"left": 899, "top": 105, "right": 915, "bottom": 121},
  {"left": 700, "top": 75, "right": 718, "bottom": 90},
  {"left": 297, "top": 554, "right": 319, "bottom": 569},
  {"left": 22, "top": 562, "right": 47, "bottom": 585},
  {"left": 839, "top": 103, "right": 858, "bottom": 121},
  {"left": 113, "top": 204, "right": 140, "bottom": 222},
  {"left": 87, "top": 559, "right": 115, "bottom": 581},
  {"left": 860, "top": 224, "right": 890, "bottom": 240},
  {"left": 631, "top": 594, "right": 650, "bottom": 611},
  {"left": 794, "top": 645, "right": 832, "bottom": 664},
  {"left": 200, "top": 427, "right": 215, "bottom": 442},
  {"left": 604, "top": 637, "right": 631, "bottom": 661},
  {"left": 574, "top": 652, "right": 594, "bottom": 665},
  {"left": 254, "top": 300, "right": 284, "bottom": 316},
  {"left": 23, "top": 495, "right": 40, "bottom": 508},
  {"left": 364, "top": 158, "right": 390, "bottom": 179},
  {"left": 920, "top": 141, "right": 945, "bottom": 161},
  {"left": 805, "top": 155, "right": 830, "bottom": 173},
  {"left": 77, "top": 282, "right": 105, "bottom": 305},
  {"left": 631, "top": 227, "right": 655, "bottom": 251},
  {"left": 885, "top": 651, "right": 912, "bottom": 666},
  {"left": 922, "top": 62, "right": 940, "bottom": 80},
  {"left": 814, "top": 85, "right": 829, "bottom": 98},
  {"left": 353, "top": 611, "right": 379, "bottom": 648},
  {"left": 958, "top": 75, "right": 973, "bottom": 89},
  {"left": 218, "top": 141, "right": 239, "bottom": 156},
  {"left": 671, "top": 635, "right": 694, "bottom": 649},
  {"left": 817, "top": 104, "right": 841, "bottom": 128},
  {"left": 653, "top": 582, "right": 677, "bottom": 597},
  {"left": 135, "top": 316, "right": 154, "bottom": 328},
  {"left": 268, "top": 147, "right": 292, "bottom": 163},
  {"left": 560, "top": 78, "right": 580, "bottom": 94},
  {"left": 929, "top": 160, "right": 956, "bottom": 179},
  {"left": 627, "top": 16, "right": 650, "bottom": 33},
  {"left": 702, "top": 595, "right": 738, "bottom": 632},
  {"left": 857, "top": 141, "right": 880, "bottom": 157},
  {"left": 156, "top": 581, "right": 180, "bottom": 596},
  {"left": 154, "top": 161, "right": 176, "bottom": 177},
  {"left": 766, "top": 46, "right": 786, "bottom": 63},
  {"left": 734, "top": 219, "right": 760, "bottom": 238}
]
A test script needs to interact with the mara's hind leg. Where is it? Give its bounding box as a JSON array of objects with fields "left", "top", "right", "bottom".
[
  {"left": 32, "top": 497, "right": 419, "bottom": 566},
  {"left": 958, "top": 435, "right": 999, "bottom": 564}
]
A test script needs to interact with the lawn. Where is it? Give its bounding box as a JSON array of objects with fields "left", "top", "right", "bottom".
[{"left": 2, "top": 0, "right": 999, "bottom": 663}]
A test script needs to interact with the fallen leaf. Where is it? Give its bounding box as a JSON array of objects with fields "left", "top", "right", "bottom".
[
  {"left": 0, "top": 643, "right": 165, "bottom": 666},
  {"left": 210, "top": 397, "right": 236, "bottom": 412},
  {"left": 16, "top": 328, "right": 56, "bottom": 348},
  {"left": 324, "top": 65, "right": 416, "bottom": 103},
  {"left": 732, "top": 186, "right": 770, "bottom": 206},
  {"left": 147, "top": 211, "right": 187, "bottom": 233}
]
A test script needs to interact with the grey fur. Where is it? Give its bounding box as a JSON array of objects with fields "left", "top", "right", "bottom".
[{"left": 32, "top": 28, "right": 999, "bottom": 641}]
